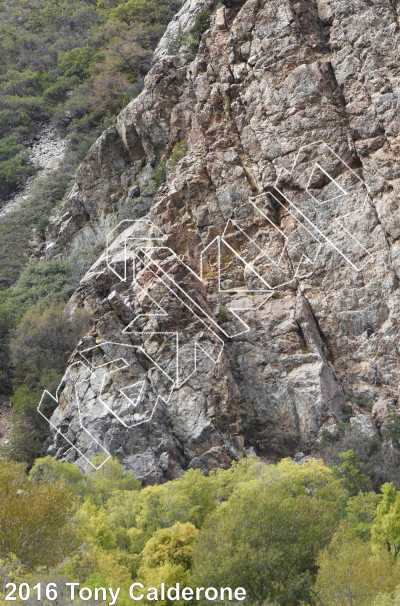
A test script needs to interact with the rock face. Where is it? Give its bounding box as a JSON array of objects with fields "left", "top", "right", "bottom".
[
  {"left": 0, "top": 123, "right": 68, "bottom": 220},
  {"left": 154, "top": 0, "right": 217, "bottom": 60},
  {"left": 43, "top": 0, "right": 400, "bottom": 481}
]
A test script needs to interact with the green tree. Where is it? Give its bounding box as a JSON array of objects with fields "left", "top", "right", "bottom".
[
  {"left": 100, "top": 466, "right": 226, "bottom": 556},
  {"left": 124, "top": 467, "right": 225, "bottom": 554},
  {"left": 127, "top": 484, "right": 171, "bottom": 554},
  {"left": 313, "top": 527, "right": 400, "bottom": 606},
  {"left": 383, "top": 411, "right": 400, "bottom": 450},
  {"left": 345, "top": 491, "right": 381, "bottom": 540},
  {"left": 161, "top": 468, "right": 218, "bottom": 528},
  {"left": 0, "top": 459, "right": 79, "bottom": 569},
  {"left": 0, "top": 261, "right": 77, "bottom": 318},
  {"left": 167, "top": 26, "right": 184, "bottom": 55},
  {"left": 192, "top": 458, "right": 343, "bottom": 605},
  {"left": 58, "top": 46, "right": 103, "bottom": 80},
  {"left": 36, "top": 215, "right": 49, "bottom": 239},
  {"left": 29, "top": 455, "right": 87, "bottom": 495},
  {"left": 122, "top": 91, "right": 131, "bottom": 108},
  {"left": 189, "top": 11, "right": 211, "bottom": 41},
  {"left": 76, "top": 501, "right": 118, "bottom": 551},
  {"left": 187, "top": 11, "right": 211, "bottom": 60},
  {"left": 85, "top": 454, "right": 141, "bottom": 506},
  {"left": 4, "top": 372, "right": 61, "bottom": 465},
  {"left": 64, "top": 545, "right": 134, "bottom": 605},
  {"left": 3, "top": 302, "right": 91, "bottom": 464},
  {"left": 10, "top": 303, "right": 91, "bottom": 384},
  {"left": 0, "top": 303, "right": 15, "bottom": 393},
  {"left": 0, "top": 136, "right": 23, "bottom": 161},
  {"left": 0, "top": 136, "right": 36, "bottom": 194},
  {"left": 372, "top": 483, "right": 400, "bottom": 559},
  {"left": 154, "top": 157, "right": 167, "bottom": 186},
  {"left": 332, "top": 449, "right": 372, "bottom": 495},
  {"left": 109, "top": 0, "right": 181, "bottom": 26},
  {"left": 137, "top": 523, "right": 198, "bottom": 605},
  {"left": 106, "top": 489, "right": 142, "bottom": 552}
]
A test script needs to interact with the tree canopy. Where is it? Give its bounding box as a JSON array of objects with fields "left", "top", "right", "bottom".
[{"left": 2, "top": 455, "right": 400, "bottom": 605}]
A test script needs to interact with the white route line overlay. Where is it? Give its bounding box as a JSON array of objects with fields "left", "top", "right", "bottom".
[
  {"left": 132, "top": 246, "right": 251, "bottom": 339},
  {"left": 107, "top": 218, "right": 165, "bottom": 282},
  {"left": 200, "top": 225, "right": 309, "bottom": 296},
  {"left": 267, "top": 140, "right": 374, "bottom": 272},
  {"left": 40, "top": 141, "right": 374, "bottom": 469},
  {"left": 77, "top": 345, "right": 168, "bottom": 429},
  {"left": 38, "top": 362, "right": 111, "bottom": 471},
  {"left": 38, "top": 347, "right": 173, "bottom": 470}
]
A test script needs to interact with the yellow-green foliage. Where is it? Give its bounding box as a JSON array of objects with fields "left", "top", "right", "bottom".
[
  {"left": 192, "top": 458, "right": 344, "bottom": 605},
  {"left": 372, "top": 482, "right": 400, "bottom": 559},
  {"left": 4, "top": 455, "right": 400, "bottom": 605},
  {"left": 374, "top": 586, "right": 400, "bottom": 605},
  {"left": 137, "top": 523, "right": 199, "bottom": 605},
  {"left": 313, "top": 527, "right": 400, "bottom": 606},
  {"left": 0, "top": 0, "right": 182, "bottom": 199},
  {"left": 0, "top": 459, "right": 79, "bottom": 569},
  {"left": 0, "top": 555, "right": 27, "bottom": 604},
  {"left": 1, "top": 301, "right": 91, "bottom": 464},
  {"left": 167, "top": 140, "right": 188, "bottom": 172}
]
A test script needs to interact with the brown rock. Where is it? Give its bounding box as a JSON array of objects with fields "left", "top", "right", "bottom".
[{"left": 43, "top": 0, "right": 400, "bottom": 478}]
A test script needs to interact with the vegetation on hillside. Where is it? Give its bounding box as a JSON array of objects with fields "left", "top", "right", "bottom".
[
  {"left": 2, "top": 454, "right": 400, "bottom": 605},
  {"left": 4, "top": 5, "right": 400, "bottom": 605},
  {"left": 0, "top": 0, "right": 186, "bottom": 462},
  {"left": 0, "top": 262, "right": 92, "bottom": 463},
  {"left": 0, "top": 0, "right": 186, "bottom": 281},
  {"left": 0, "top": 0, "right": 183, "bottom": 197},
  {"left": 167, "top": 10, "right": 211, "bottom": 60}
]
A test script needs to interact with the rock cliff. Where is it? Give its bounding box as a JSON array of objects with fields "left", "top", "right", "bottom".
[{"left": 43, "top": 0, "right": 400, "bottom": 482}]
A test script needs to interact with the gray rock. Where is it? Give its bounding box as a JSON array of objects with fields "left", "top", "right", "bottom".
[
  {"left": 42, "top": 0, "right": 400, "bottom": 479},
  {"left": 350, "top": 415, "right": 377, "bottom": 438}
]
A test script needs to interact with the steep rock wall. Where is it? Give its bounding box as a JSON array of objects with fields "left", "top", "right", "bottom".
[{"left": 44, "top": 0, "right": 400, "bottom": 481}]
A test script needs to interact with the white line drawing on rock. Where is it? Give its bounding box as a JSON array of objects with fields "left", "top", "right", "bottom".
[
  {"left": 77, "top": 344, "right": 168, "bottom": 427},
  {"left": 246, "top": 197, "right": 322, "bottom": 286},
  {"left": 256, "top": 140, "right": 374, "bottom": 273},
  {"left": 38, "top": 362, "right": 112, "bottom": 470},
  {"left": 132, "top": 245, "right": 251, "bottom": 338},
  {"left": 122, "top": 246, "right": 233, "bottom": 392},
  {"left": 201, "top": 229, "right": 273, "bottom": 293},
  {"left": 40, "top": 141, "right": 374, "bottom": 470},
  {"left": 106, "top": 218, "right": 165, "bottom": 282},
  {"left": 200, "top": 225, "right": 300, "bottom": 296},
  {"left": 39, "top": 218, "right": 169, "bottom": 470},
  {"left": 39, "top": 344, "right": 171, "bottom": 470}
]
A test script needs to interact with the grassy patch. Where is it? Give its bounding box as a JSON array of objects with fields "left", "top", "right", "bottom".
[
  {"left": 217, "top": 305, "right": 228, "bottom": 324},
  {"left": 0, "top": 166, "right": 74, "bottom": 289},
  {"left": 355, "top": 398, "right": 374, "bottom": 412}
]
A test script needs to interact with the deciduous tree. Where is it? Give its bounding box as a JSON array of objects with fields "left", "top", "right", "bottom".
[
  {"left": 313, "top": 527, "right": 400, "bottom": 606},
  {"left": 192, "top": 458, "right": 343, "bottom": 605},
  {"left": 0, "top": 460, "right": 79, "bottom": 569}
]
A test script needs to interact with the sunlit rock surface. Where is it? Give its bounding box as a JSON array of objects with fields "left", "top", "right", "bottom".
[{"left": 44, "top": 0, "right": 400, "bottom": 480}]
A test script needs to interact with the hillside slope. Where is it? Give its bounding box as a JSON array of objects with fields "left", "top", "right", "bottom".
[
  {"left": 42, "top": 0, "right": 400, "bottom": 481},
  {"left": 0, "top": 0, "right": 183, "bottom": 288}
]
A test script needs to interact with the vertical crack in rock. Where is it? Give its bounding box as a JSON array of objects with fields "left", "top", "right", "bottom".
[{"left": 40, "top": 0, "right": 400, "bottom": 478}]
